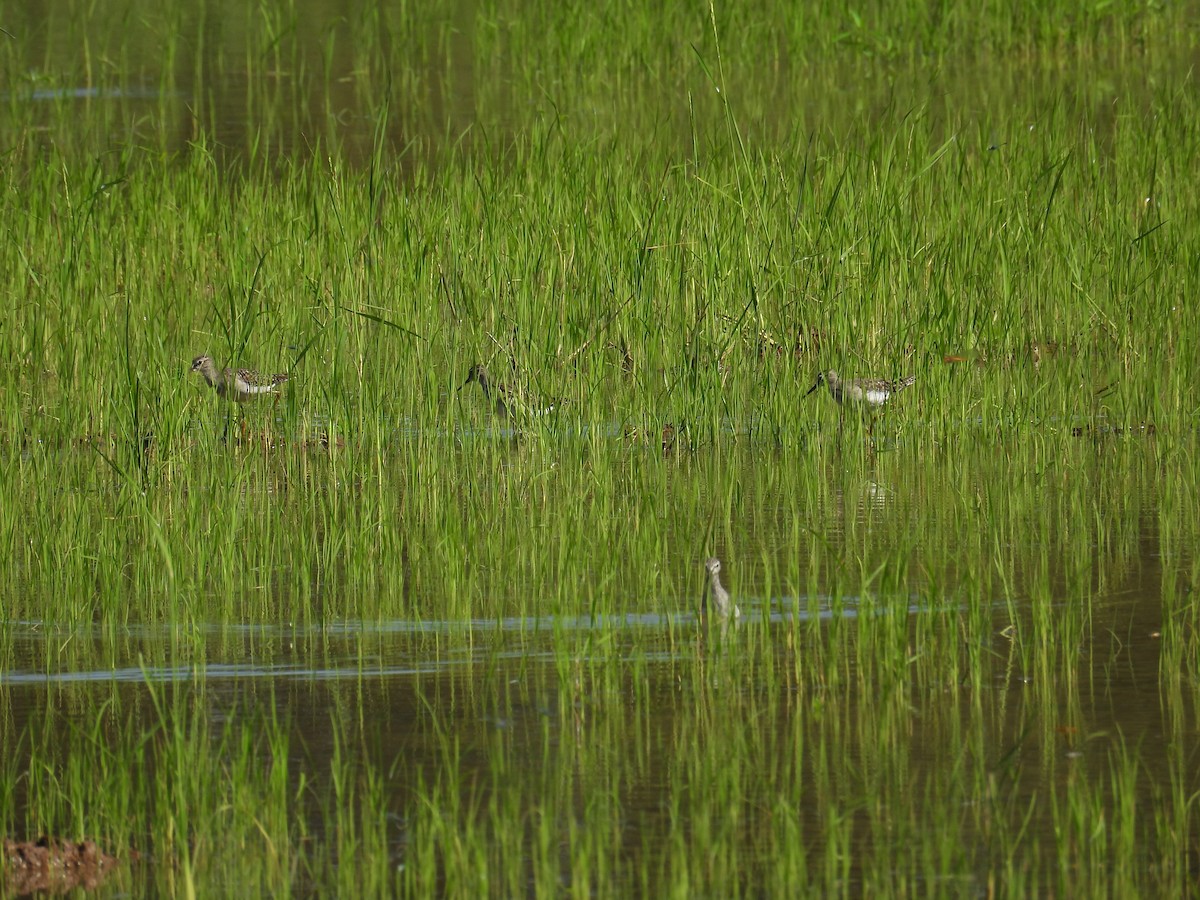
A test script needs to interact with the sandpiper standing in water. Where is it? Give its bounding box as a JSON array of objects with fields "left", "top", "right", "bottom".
[
  {"left": 806, "top": 368, "right": 914, "bottom": 433},
  {"left": 191, "top": 355, "right": 289, "bottom": 402},
  {"left": 459, "top": 363, "right": 560, "bottom": 421},
  {"left": 701, "top": 557, "right": 741, "bottom": 620},
  {"left": 805, "top": 369, "right": 915, "bottom": 409}
]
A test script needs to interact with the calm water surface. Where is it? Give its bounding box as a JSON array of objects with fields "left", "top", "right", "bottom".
[
  {"left": 6, "top": 1, "right": 1197, "bottom": 166},
  {"left": 2, "top": 424, "right": 1188, "bottom": 890}
]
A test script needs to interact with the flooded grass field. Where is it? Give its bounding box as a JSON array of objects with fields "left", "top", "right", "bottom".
[{"left": 2, "top": 0, "right": 1200, "bottom": 895}]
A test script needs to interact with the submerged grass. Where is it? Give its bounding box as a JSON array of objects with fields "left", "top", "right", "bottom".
[{"left": 1, "top": 0, "right": 1199, "bottom": 895}]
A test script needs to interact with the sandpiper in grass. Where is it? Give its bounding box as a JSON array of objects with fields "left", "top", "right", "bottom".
[
  {"left": 191, "top": 355, "right": 289, "bottom": 402},
  {"left": 804, "top": 369, "right": 915, "bottom": 409},
  {"left": 701, "top": 557, "right": 741, "bottom": 620},
  {"left": 459, "top": 363, "right": 561, "bottom": 420}
]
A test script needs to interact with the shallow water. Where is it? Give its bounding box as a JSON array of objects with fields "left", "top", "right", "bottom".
[
  {"left": 6, "top": 0, "right": 1198, "bottom": 167},
  {"left": 2, "top": 1, "right": 1198, "bottom": 893},
  {"left": 1, "top": 539, "right": 1185, "bottom": 893},
  {"left": 0, "top": 590, "right": 937, "bottom": 688}
]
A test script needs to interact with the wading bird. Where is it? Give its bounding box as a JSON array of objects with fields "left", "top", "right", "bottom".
[
  {"left": 191, "top": 355, "right": 289, "bottom": 402},
  {"left": 804, "top": 369, "right": 915, "bottom": 409},
  {"left": 459, "top": 363, "right": 561, "bottom": 420},
  {"left": 701, "top": 557, "right": 741, "bottom": 620}
]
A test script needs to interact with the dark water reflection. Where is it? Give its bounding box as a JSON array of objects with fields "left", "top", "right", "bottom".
[
  {"left": 0, "top": 567, "right": 1184, "bottom": 893},
  {"left": 4, "top": 1, "right": 1194, "bottom": 167},
  {"left": 0, "top": 426, "right": 1190, "bottom": 891}
]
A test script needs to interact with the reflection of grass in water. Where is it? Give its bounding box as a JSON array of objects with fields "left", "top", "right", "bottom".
[
  {"left": 1, "top": 1, "right": 1200, "bottom": 894},
  {"left": 3, "top": 438, "right": 1196, "bottom": 894}
]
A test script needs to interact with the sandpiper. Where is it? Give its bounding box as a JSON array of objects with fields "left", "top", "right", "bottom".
[
  {"left": 191, "top": 355, "right": 289, "bottom": 402},
  {"left": 459, "top": 363, "right": 560, "bottom": 420},
  {"left": 804, "top": 369, "right": 915, "bottom": 409},
  {"left": 701, "top": 557, "right": 741, "bottom": 620}
]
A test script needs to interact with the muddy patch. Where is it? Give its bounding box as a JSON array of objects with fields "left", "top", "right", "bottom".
[{"left": 3, "top": 836, "right": 129, "bottom": 895}]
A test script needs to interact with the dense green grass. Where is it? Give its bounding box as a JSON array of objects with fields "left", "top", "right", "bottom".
[
  {"left": 1, "top": 0, "right": 1199, "bottom": 895},
  {"left": 4, "top": 94, "right": 1195, "bottom": 448}
]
